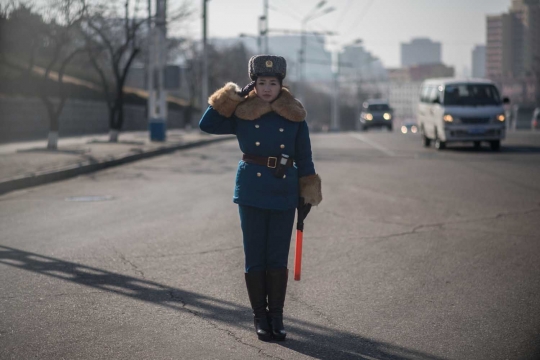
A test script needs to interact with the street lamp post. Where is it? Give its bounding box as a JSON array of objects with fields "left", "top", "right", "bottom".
[
  {"left": 148, "top": 0, "right": 168, "bottom": 142},
  {"left": 298, "top": 2, "right": 335, "bottom": 103},
  {"left": 202, "top": 0, "right": 209, "bottom": 117},
  {"left": 331, "top": 39, "right": 363, "bottom": 132},
  {"left": 263, "top": 0, "right": 269, "bottom": 53}
]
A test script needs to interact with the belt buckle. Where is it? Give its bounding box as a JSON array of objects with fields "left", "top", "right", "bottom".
[{"left": 267, "top": 157, "right": 277, "bottom": 168}]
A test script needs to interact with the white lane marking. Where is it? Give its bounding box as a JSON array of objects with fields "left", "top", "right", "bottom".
[{"left": 349, "top": 133, "right": 396, "bottom": 157}]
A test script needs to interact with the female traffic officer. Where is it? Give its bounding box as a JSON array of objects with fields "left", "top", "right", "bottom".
[{"left": 199, "top": 55, "right": 322, "bottom": 341}]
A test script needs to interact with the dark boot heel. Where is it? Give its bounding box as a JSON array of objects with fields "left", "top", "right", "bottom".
[
  {"left": 266, "top": 268, "right": 289, "bottom": 341},
  {"left": 245, "top": 271, "right": 272, "bottom": 341},
  {"left": 254, "top": 316, "right": 272, "bottom": 341},
  {"left": 269, "top": 316, "right": 286, "bottom": 341}
]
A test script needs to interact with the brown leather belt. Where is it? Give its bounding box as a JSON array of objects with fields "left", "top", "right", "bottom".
[{"left": 242, "top": 154, "right": 294, "bottom": 169}]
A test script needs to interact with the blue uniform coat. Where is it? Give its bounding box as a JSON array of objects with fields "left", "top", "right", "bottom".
[{"left": 199, "top": 83, "right": 320, "bottom": 211}]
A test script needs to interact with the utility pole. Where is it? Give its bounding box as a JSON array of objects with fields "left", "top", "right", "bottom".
[
  {"left": 147, "top": 0, "right": 154, "bottom": 121},
  {"left": 263, "top": 0, "right": 269, "bottom": 53},
  {"left": 355, "top": 65, "right": 362, "bottom": 130},
  {"left": 257, "top": 17, "right": 264, "bottom": 54},
  {"left": 297, "top": 2, "right": 335, "bottom": 104},
  {"left": 157, "top": 0, "right": 167, "bottom": 122},
  {"left": 298, "top": 22, "right": 306, "bottom": 103},
  {"left": 331, "top": 50, "right": 340, "bottom": 131},
  {"left": 202, "top": 0, "right": 209, "bottom": 116},
  {"left": 148, "top": 0, "right": 168, "bottom": 141}
]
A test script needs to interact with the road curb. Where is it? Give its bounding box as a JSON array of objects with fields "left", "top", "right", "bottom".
[{"left": 0, "top": 136, "right": 234, "bottom": 196}]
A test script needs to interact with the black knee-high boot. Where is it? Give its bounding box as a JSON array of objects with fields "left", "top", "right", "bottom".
[
  {"left": 266, "top": 268, "right": 288, "bottom": 341},
  {"left": 245, "top": 271, "right": 272, "bottom": 341}
]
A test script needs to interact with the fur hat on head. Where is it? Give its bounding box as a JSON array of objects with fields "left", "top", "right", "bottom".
[{"left": 249, "top": 55, "right": 287, "bottom": 80}]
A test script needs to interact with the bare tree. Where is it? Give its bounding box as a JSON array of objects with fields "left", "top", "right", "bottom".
[
  {"left": 39, "top": 0, "right": 86, "bottom": 149},
  {"left": 0, "top": 1, "right": 86, "bottom": 149},
  {"left": 179, "top": 40, "right": 203, "bottom": 127},
  {"left": 81, "top": 0, "right": 144, "bottom": 142},
  {"left": 81, "top": 0, "right": 191, "bottom": 142},
  {"left": 179, "top": 40, "right": 252, "bottom": 127},
  {"left": 0, "top": 2, "right": 44, "bottom": 75}
]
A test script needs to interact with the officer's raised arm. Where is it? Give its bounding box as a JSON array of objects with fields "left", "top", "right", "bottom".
[{"left": 199, "top": 82, "right": 248, "bottom": 135}]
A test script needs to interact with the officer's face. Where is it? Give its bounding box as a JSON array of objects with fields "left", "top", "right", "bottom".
[{"left": 255, "top": 77, "right": 281, "bottom": 103}]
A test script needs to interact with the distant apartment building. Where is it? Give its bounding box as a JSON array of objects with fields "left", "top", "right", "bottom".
[
  {"left": 339, "top": 44, "right": 387, "bottom": 82},
  {"left": 271, "top": 35, "right": 332, "bottom": 81},
  {"left": 472, "top": 45, "right": 486, "bottom": 78},
  {"left": 336, "top": 43, "right": 387, "bottom": 108},
  {"left": 486, "top": 0, "right": 540, "bottom": 104},
  {"left": 385, "top": 64, "right": 455, "bottom": 121},
  {"left": 401, "top": 38, "right": 442, "bottom": 67}
]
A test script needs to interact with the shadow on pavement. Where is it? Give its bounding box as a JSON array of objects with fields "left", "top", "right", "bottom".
[{"left": 0, "top": 245, "right": 447, "bottom": 360}]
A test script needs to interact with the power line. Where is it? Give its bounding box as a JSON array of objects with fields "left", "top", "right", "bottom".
[
  {"left": 333, "top": 0, "right": 355, "bottom": 29},
  {"left": 272, "top": 0, "right": 304, "bottom": 18},
  {"left": 341, "top": 0, "right": 377, "bottom": 37},
  {"left": 268, "top": 4, "right": 302, "bottom": 22}
]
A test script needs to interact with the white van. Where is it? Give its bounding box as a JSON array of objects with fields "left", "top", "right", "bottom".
[{"left": 417, "top": 78, "right": 509, "bottom": 151}]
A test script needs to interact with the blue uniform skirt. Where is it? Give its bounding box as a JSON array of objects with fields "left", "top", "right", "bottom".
[{"left": 238, "top": 205, "right": 296, "bottom": 273}]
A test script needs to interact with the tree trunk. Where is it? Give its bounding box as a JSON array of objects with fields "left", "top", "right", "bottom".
[
  {"left": 184, "top": 106, "right": 193, "bottom": 129},
  {"left": 41, "top": 95, "right": 60, "bottom": 150},
  {"left": 109, "top": 94, "right": 124, "bottom": 143},
  {"left": 48, "top": 109, "right": 60, "bottom": 147},
  {"left": 108, "top": 104, "right": 119, "bottom": 142},
  {"left": 109, "top": 49, "right": 140, "bottom": 137},
  {"left": 109, "top": 129, "right": 119, "bottom": 142},
  {"left": 47, "top": 131, "right": 59, "bottom": 150}
]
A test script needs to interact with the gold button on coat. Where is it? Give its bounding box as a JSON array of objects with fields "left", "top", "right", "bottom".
[
  {"left": 255, "top": 125, "right": 260, "bottom": 128},
  {"left": 280, "top": 144, "right": 285, "bottom": 149},
  {"left": 256, "top": 142, "right": 260, "bottom": 146},
  {"left": 257, "top": 172, "right": 261, "bottom": 177},
  {"left": 279, "top": 128, "right": 284, "bottom": 132}
]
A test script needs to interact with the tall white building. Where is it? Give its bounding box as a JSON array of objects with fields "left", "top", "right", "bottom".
[{"left": 486, "top": 0, "right": 540, "bottom": 105}]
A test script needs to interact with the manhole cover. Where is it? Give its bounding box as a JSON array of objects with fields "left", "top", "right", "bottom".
[{"left": 65, "top": 196, "right": 114, "bottom": 202}]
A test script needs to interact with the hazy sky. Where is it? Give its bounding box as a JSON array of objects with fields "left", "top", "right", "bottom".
[
  {"left": 6, "top": 0, "right": 512, "bottom": 74},
  {"left": 175, "top": 0, "right": 511, "bottom": 75}
]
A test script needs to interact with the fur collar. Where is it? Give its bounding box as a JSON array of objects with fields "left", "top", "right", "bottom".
[{"left": 235, "top": 87, "right": 306, "bottom": 122}]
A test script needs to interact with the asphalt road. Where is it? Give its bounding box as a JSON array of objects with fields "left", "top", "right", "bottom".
[{"left": 1, "top": 131, "right": 540, "bottom": 360}]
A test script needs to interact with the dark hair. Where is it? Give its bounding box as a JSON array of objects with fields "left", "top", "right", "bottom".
[{"left": 254, "top": 76, "right": 283, "bottom": 87}]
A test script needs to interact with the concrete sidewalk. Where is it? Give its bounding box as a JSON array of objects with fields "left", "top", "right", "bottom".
[{"left": 0, "top": 129, "right": 234, "bottom": 195}]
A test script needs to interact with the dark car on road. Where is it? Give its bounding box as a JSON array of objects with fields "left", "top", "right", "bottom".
[{"left": 359, "top": 100, "right": 394, "bottom": 131}]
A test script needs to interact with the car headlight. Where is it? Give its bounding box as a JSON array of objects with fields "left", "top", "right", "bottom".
[
  {"left": 443, "top": 114, "right": 453, "bottom": 123},
  {"left": 496, "top": 113, "right": 505, "bottom": 122},
  {"left": 365, "top": 113, "right": 373, "bottom": 121},
  {"left": 383, "top": 113, "right": 392, "bottom": 120}
]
